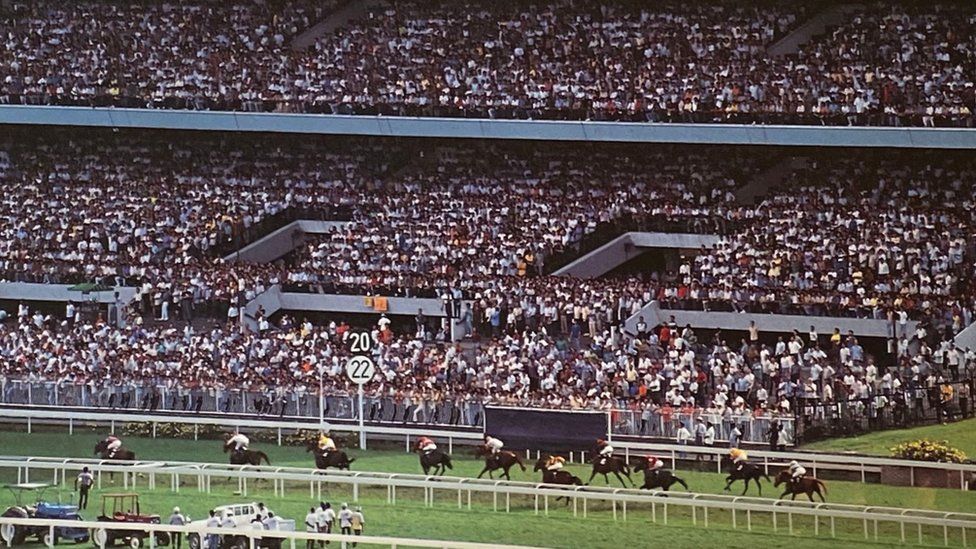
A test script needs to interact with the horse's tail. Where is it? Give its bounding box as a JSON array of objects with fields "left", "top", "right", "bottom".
[
  {"left": 346, "top": 458, "right": 356, "bottom": 465},
  {"left": 815, "top": 479, "right": 827, "bottom": 496},
  {"left": 674, "top": 476, "right": 689, "bottom": 491},
  {"left": 258, "top": 451, "right": 270, "bottom": 465}
]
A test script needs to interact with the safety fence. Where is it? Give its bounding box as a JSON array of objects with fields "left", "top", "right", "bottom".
[
  {"left": 610, "top": 409, "right": 795, "bottom": 445},
  {"left": 1, "top": 407, "right": 970, "bottom": 490},
  {"left": 0, "top": 457, "right": 974, "bottom": 547},
  {"left": 0, "top": 407, "right": 482, "bottom": 454},
  {"left": 613, "top": 441, "right": 976, "bottom": 491},
  {"left": 0, "top": 380, "right": 485, "bottom": 428},
  {"left": 0, "top": 379, "right": 788, "bottom": 445},
  {"left": 0, "top": 517, "right": 539, "bottom": 549}
]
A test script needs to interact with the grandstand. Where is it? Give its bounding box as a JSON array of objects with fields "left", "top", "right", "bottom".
[{"left": 0, "top": 1, "right": 975, "bottom": 548}]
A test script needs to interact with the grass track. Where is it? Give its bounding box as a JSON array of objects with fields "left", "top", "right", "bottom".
[{"left": 1, "top": 428, "right": 974, "bottom": 549}]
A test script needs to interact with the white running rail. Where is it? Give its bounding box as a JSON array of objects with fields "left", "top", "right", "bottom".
[{"left": 0, "top": 456, "right": 974, "bottom": 546}]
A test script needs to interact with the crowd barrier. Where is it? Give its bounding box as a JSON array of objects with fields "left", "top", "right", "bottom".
[
  {"left": 0, "top": 457, "right": 973, "bottom": 547},
  {"left": 0, "top": 517, "right": 538, "bottom": 549}
]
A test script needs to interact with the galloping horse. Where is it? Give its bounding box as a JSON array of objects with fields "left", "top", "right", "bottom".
[
  {"left": 223, "top": 443, "right": 270, "bottom": 466},
  {"left": 413, "top": 440, "right": 453, "bottom": 476},
  {"left": 588, "top": 448, "right": 634, "bottom": 488},
  {"left": 304, "top": 440, "right": 355, "bottom": 470},
  {"left": 632, "top": 459, "right": 689, "bottom": 491},
  {"left": 724, "top": 462, "right": 771, "bottom": 495},
  {"left": 533, "top": 456, "right": 584, "bottom": 504},
  {"left": 474, "top": 446, "right": 526, "bottom": 480},
  {"left": 774, "top": 470, "right": 827, "bottom": 501},
  {"left": 94, "top": 440, "right": 136, "bottom": 462},
  {"left": 532, "top": 457, "right": 584, "bottom": 487},
  {"left": 94, "top": 440, "right": 136, "bottom": 481}
]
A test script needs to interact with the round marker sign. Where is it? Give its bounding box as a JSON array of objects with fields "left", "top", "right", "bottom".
[{"left": 345, "top": 355, "right": 376, "bottom": 385}]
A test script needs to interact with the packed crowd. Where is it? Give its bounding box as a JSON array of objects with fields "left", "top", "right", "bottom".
[
  {"left": 2, "top": 1, "right": 974, "bottom": 126},
  {"left": 282, "top": 145, "right": 755, "bottom": 297},
  {"left": 1, "top": 296, "right": 971, "bottom": 442},
  {"left": 0, "top": 129, "right": 387, "bottom": 318},
  {"left": 0, "top": 0, "right": 335, "bottom": 110},
  {"left": 1, "top": 129, "right": 974, "bottom": 337},
  {"left": 655, "top": 156, "right": 976, "bottom": 329}
]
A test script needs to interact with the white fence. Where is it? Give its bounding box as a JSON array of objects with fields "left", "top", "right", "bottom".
[
  {"left": 3, "top": 407, "right": 973, "bottom": 491},
  {"left": 613, "top": 441, "right": 976, "bottom": 490},
  {"left": 0, "top": 407, "right": 482, "bottom": 454},
  {"left": 0, "top": 517, "right": 540, "bottom": 549},
  {"left": 1, "top": 456, "right": 975, "bottom": 547}
]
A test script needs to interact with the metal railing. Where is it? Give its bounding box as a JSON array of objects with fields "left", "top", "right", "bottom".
[
  {"left": 0, "top": 380, "right": 485, "bottom": 428},
  {"left": 0, "top": 517, "right": 539, "bottom": 549},
  {"left": 1, "top": 457, "right": 974, "bottom": 547},
  {"left": 610, "top": 409, "right": 795, "bottom": 446}
]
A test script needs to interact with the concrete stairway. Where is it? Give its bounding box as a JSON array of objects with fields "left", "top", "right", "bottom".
[
  {"left": 767, "top": 3, "right": 863, "bottom": 57},
  {"left": 291, "top": 0, "right": 388, "bottom": 51},
  {"left": 735, "top": 156, "right": 809, "bottom": 205}
]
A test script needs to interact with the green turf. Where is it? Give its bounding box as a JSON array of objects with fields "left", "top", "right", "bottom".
[
  {"left": 1, "top": 428, "right": 973, "bottom": 549},
  {"left": 803, "top": 418, "right": 976, "bottom": 458}
]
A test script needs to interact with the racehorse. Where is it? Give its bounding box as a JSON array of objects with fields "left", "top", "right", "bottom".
[
  {"left": 94, "top": 440, "right": 136, "bottom": 462},
  {"left": 222, "top": 443, "right": 270, "bottom": 466},
  {"left": 533, "top": 456, "right": 584, "bottom": 504},
  {"left": 532, "top": 457, "right": 584, "bottom": 486},
  {"left": 723, "top": 462, "right": 771, "bottom": 495},
  {"left": 632, "top": 459, "right": 689, "bottom": 491},
  {"left": 587, "top": 448, "right": 634, "bottom": 488},
  {"left": 413, "top": 441, "right": 452, "bottom": 476},
  {"left": 773, "top": 470, "right": 827, "bottom": 501},
  {"left": 94, "top": 440, "right": 136, "bottom": 481},
  {"left": 474, "top": 446, "right": 526, "bottom": 480},
  {"left": 304, "top": 440, "right": 355, "bottom": 470}
]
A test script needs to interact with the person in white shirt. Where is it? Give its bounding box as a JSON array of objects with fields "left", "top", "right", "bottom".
[
  {"left": 304, "top": 507, "right": 318, "bottom": 549},
  {"left": 483, "top": 434, "right": 504, "bottom": 455},
  {"left": 338, "top": 504, "right": 354, "bottom": 536},
  {"left": 205, "top": 510, "right": 221, "bottom": 549},
  {"left": 227, "top": 432, "right": 249, "bottom": 453}
]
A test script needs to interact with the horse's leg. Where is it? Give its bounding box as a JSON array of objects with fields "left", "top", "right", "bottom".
[
  {"left": 816, "top": 488, "right": 826, "bottom": 502},
  {"left": 807, "top": 491, "right": 815, "bottom": 502},
  {"left": 741, "top": 478, "right": 750, "bottom": 496},
  {"left": 613, "top": 470, "right": 628, "bottom": 488},
  {"left": 791, "top": 492, "right": 797, "bottom": 500},
  {"left": 502, "top": 466, "right": 511, "bottom": 481},
  {"left": 779, "top": 490, "right": 790, "bottom": 499},
  {"left": 756, "top": 478, "right": 762, "bottom": 496},
  {"left": 477, "top": 466, "right": 489, "bottom": 479},
  {"left": 603, "top": 473, "right": 610, "bottom": 485},
  {"left": 723, "top": 477, "right": 733, "bottom": 491},
  {"left": 586, "top": 469, "right": 597, "bottom": 485}
]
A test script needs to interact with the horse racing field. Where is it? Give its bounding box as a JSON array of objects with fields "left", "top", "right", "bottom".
[{"left": 1, "top": 428, "right": 973, "bottom": 549}]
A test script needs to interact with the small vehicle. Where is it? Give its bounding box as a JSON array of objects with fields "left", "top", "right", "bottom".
[
  {"left": 186, "top": 504, "right": 294, "bottom": 549},
  {"left": 91, "top": 494, "right": 170, "bottom": 549},
  {"left": 1, "top": 483, "right": 90, "bottom": 546}
]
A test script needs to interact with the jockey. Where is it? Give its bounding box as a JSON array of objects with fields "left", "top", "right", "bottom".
[
  {"left": 228, "top": 432, "right": 250, "bottom": 453},
  {"left": 546, "top": 455, "right": 566, "bottom": 472},
  {"left": 484, "top": 434, "right": 504, "bottom": 455},
  {"left": 595, "top": 438, "right": 614, "bottom": 462},
  {"left": 318, "top": 431, "right": 336, "bottom": 454},
  {"left": 645, "top": 455, "right": 665, "bottom": 473},
  {"left": 104, "top": 434, "right": 122, "bottom": 458},
  {"left": 730, "top": 448, "right": 748, "bottom": 471},
  {"left": 788, "top": 460, "right": 807, "bottom": 484},
  {"left": 418, "top": 436, "right": 437, "bottom": 454}
]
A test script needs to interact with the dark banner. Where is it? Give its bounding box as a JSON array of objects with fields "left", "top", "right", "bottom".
[{"left": 484, "top": 407, "right": 608, "bottom": 452}]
